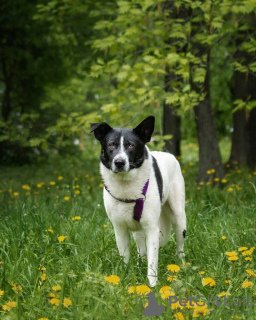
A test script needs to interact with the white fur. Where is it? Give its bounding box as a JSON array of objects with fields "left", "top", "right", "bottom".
[{"left": 101, "top": 146, "right": 186, "bottom": 287}]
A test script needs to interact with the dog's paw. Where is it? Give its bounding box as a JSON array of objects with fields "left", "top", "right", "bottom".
[
  {"left": 148, "top": 276, "right": 157, "bottom": 288},
  {"left": 177, "top": 250, "right": 185, "bottom": 262}
]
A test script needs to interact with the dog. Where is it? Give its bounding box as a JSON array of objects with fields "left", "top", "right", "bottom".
[{"left": 90, "top": 116, "right": 186, "bottom": 287}]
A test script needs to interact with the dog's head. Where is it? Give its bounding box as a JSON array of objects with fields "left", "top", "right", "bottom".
[{"left": 90, "top": 116, "right": 155, "bottom": 173}]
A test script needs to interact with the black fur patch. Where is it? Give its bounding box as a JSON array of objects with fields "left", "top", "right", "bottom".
[
  {"left": 152, "top": 156, "right": 163, "bottom": 202},
  {"left": 183, "top": 230, "right": 186, "bottom": 238}
]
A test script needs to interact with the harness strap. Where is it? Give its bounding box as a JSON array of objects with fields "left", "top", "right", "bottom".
[{"left": 104, "top": 180, "right": 149, "bottom": 222}]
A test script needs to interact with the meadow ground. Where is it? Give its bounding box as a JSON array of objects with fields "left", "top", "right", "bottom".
[{"left": 0, "top": 140, "right": 256, "bottom": 320}]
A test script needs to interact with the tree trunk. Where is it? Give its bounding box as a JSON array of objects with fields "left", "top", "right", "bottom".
[
  {"left": 163, "top": 71, "right": 181, "bottom": 156},
  {"left": 228, "top": 70, "right": 248, "bottom": 166},
  {"left": 192, "top": 52, "right": 225, "bottom": 182},
  {"left": 247, "top": 71, "right": 256, "bottom": 169}
]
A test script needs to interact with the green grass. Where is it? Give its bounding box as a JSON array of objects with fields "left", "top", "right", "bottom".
[{"left": 0, "top": 141, "right": 256, "bottom": 320}]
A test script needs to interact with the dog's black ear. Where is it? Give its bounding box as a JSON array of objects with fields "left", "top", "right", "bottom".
[
  {"left": 90, "top": 122, "right": 113, "bottom": 141},
  {"left": 133, "top": 116, "right": 155, "bottom": 143}
]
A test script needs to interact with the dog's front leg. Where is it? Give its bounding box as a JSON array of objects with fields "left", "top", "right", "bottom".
[
  {"left": 146, "top": 228, "right": 159, "bottom": 287},
  {"left": 114, "top": 226, "right": 130, "bottom": 264}
]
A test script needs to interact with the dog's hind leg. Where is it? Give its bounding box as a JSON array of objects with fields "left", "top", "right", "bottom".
[
  {"left": 167, "top": 180, "right": 186, "bottom": 260},
  {"left": 133, "top": 230, "right": 147, "bottom": 259}
]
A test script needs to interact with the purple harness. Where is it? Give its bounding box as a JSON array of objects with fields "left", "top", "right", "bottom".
[{"left": 104, "top": 180, "right": 149, "bottom": 222}]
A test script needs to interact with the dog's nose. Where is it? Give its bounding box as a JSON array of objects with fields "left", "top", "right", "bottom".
[{"left": 114, "top": 159, "right": 125, "bottom": 168}]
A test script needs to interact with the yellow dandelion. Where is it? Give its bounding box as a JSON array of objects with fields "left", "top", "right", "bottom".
[
  {"left": 52, "top": 285, "right": 61, "bottom": 291},
  {"left": 225, "top": 251, "right": 238, "bottom": 257},
  {"left": 13, "top": 192, "right": 19, "bottom": 197},
  {"left": 227, "top": 187, "right": 233, "bottom": 192},
  {"left": 13, "top": 284, "right": 22, "bottom": 293},
  {"left": 221, "top": 179, "right": 228, "bottom": 183},
  {"left": 214, "top": 177, "right": 220, "bottom": 182},
  {"left": 242, "top": 281, "right": 254, "bottom": 289},
  {"left": 0, "top": 290, "right": 4, "bottom": 298},
  {"left": 75, "top": 190, "right": 80, "bottom": 195},
  {"left": 228, "top": 256, "right": 239, "bottom": 261},
  {"left": 50, "top": 182, "right": 56, "bottom": 186},
  {"left": 74, "top": 177, "right": 79, "bottom": 181},
  {"left": 99, "top": 183, "right": 104, "bottom": 188},
  {"left": 22, "top": 185, "right": 31, "bottom": 190},
  {"left": 222, "top": 236, "right": 227, "bottom": 240},
  {"left": 182, "top": 262, "right": 191, "bottom": 266},
  {"left": 128, "top": 285, "right": 151, "bottom": 295},
  {"left": 242, "top": 247, "right": 255, "bottom": 256},
  {"left": 192, "top": 304, "right": 210, "bottom": 317},
  {"left": 104, "top": 275, "right": 120, "bottom": 285},
  {"left": 199, "top": 271, "right": 205, "bottom": 275},
  {"left": 167, "top": 275, "right": 178, "bottom": 282},
  {"left": 206, "top": 170, "right": 212, "bottom": 175},
  {"left": 63, "top": 298, "right": 72, "bottom": 308},
  {"left": 245, "top": 257, "right": 252, "bottom": 261},
  {"left": 41, "top": 274, "right": 46, "bottom": 281},
  {"left": 159, "top": 286, "right": 175, "bottom": 299},
  {"left": 103, "top": 224, "right": 108, "bottom": 228},
  {"left": 218, "top": 292, "right": 231, "bottom": 298},
  {"left": 167, "top": 264, "right": 180, "bottom": 273},
  {"left": 37, "top": 184, "right": 42, "bottom": 188},
  {"left": 170, "top": 301, "right": 183, "bottom": 310},
  {"left": 50, "top": 298, "right": 60, "bottom": 306},
  {"left": 246, "top": 269, "right": 256, "bottom": 277},
  {"left": 225, "top": 280, "right": 232, "bottom": 285},
  {"left": 58, "top": 176, "right": 63, "bottom": 180},
  {"left": 72, "top": 216, "right": 81, "bottom": 221},
  {"left": 38, "top": 318, "right": 49, "bottom": 320},
  {"left": 45, "top": 229, "right": 54, "bottom": 234},
  {"left": 238, "top": 247, "right": 248, "bottom": 252},
  {"left": 2, "top": 301, "right": 17, "bottom": 311},
  {"left": 189, "top": 162, "right": 194, "bottom": 166},
  {"left": 202, "top": 277, "right": 216, "bottom": 287},
  {"left": 50, "top": 293, "right": 56, "bottom": 298},
  {"left": 199, "top": 181, "right": 204, "bottom": 186},
  {"left": 58, "top": 236, "right": 67, "bottom": 242},
  {"left": 64, "top": 196, "right": 70, "bottom": 201},
  {"left": 38, "top": 267, "right": 46, "bottom": 271}
]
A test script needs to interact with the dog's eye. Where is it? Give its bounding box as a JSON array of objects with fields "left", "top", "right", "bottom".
[
  {"left": 128, "top": 144, "right": 134, "bottom": 149},
  {"left": 109, "top": 143, "right": 116, "bottom": 148}
]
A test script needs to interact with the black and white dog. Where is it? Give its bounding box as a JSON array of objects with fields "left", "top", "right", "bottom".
[{"left": 90, "top": 116, "right": 186, "bottom": 287}]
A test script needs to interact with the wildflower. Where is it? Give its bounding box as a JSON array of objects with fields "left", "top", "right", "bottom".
[
  {"left": 72, "top": 216, "right": 81, "bottom": 221},
  {"left": 170, "top": 300, "right": 184, "bottom": 310},
  {"left": 13, "top": 284, "right": 22, "bottom": 293},
  {"left": 38, "top": 267, "right": 46, "bottom": 271},
  {"left": 183, "top": 262, "right": 191, "bottom": 266},
  {"left": 13, "top": 192, "right": 19, "bottom": 197},
  {"left": 50, "top": 182, "right": 56, "bottom": 186},
  {"left": 227, "top": 187, "right": 233, "bottom": 192},
  {"left": 189, "top": 162, "right": 194, "bottom": 166},
  {"left": 242, "top": 247, "right": 255, "bottom": 256},
  {"left": 222, "top": 236, "right": 227, "bottom": 240},
  {"left": 99, "top": 183, "right": 104, "bottom": 188},
  {"left": 228, "top": 256, "right": 239, "bottom": 261},
  {"left": 199, "top": 182, "right": 204, "bottom": 186},
  {"left": 225, "top": 280, "right": 232, "bottom": 285},
  {"left": 202, "top": 277, "right": 216, "bottom": 287},
  {"left": 45, "top": 229, "right": 54, "bottom": 234},
  {"left": 58, "top": 236, "right": 67, "bottom": 242},
  {"left": 63, "top": 298, "right": 72, "bottom": 308},
  {"left": 167, "top": 275, "right": 178, "bottom": 282},
  {"left": 22, "top": 185, "right": 31, "bottom": 190},
  {"left": 103, "top": 224, "right": 108, "bottom": 228},
  {"left": 0, "top": 290, "right": 4, "bottom": 298},
  {"left": 173, "top": 311, "right": 185, "bottom": 319},
  {"left": 221, "top": 179, "right": 227, "bottom": 183},
  {"left": 37, "top": 184, "right": 42, "bottom": 188},
  {"left": 50, "top": 293, "right": 56, "bottom": 298},
  {"left": 64, "top": 196, "right": 70, "bottom": 201},
  {"left": 58, "top": 176, "right": 63, "bottom": 180},
  {"left": 206, "top": 170, "right": 212, "bottom": 175},
  {"left": 74, "top": 177, "right": 79, "bottom": 181},
  {"left": 75, "top": 190, "right": 80, "bottom": 195},
  {"left": 214, "top": 177, "right": 220, "bottom": 182},
  {"left": 225, "top": 251, "right": 238, "bottom": 257},
  {"left": 167, "top": 264, "right": 180, "bottom": 273},
  {"left": 192, "top": 304, "right": 210, "bottom": 317},
  {"left": 238, "top": 247, "right": 248, "bottom": 252},
  {"left": 128, "top": 285, "right": 151, "bottom": 295},
  {"left": 246, "top": 269, "right": 256, "bottom": 277},
  {"left": 38, "top": 318, "right": 49, "bottom": 320},
  {"left": 218, "top": 292, "right": 231, "bottom": 297},
  {"left": 104, "top": 275, "right": 120, "bottom": 285},
  {"left": 245, "top": 257, "right": 252, "bottom": 261},
  {"left": 199, "top": 271, "right": 205, "bottom": 275},
  {"left": 242, "top": 281, "right": 254, "bottom": 289},
  {"left": 52, "top": 285, "right": 61, "bottom": 291},
  {"left": 2, "top": 301, "right": 17, "bottom": 311},
  {"left": 41, "top": 274, "right": 46, "bottom": 281},
  {"left": 159, "top": 286, "right": 175, "bottom": 299},
  {"left": 50, "top": 298, "right": 60, "bottom": 306}
]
